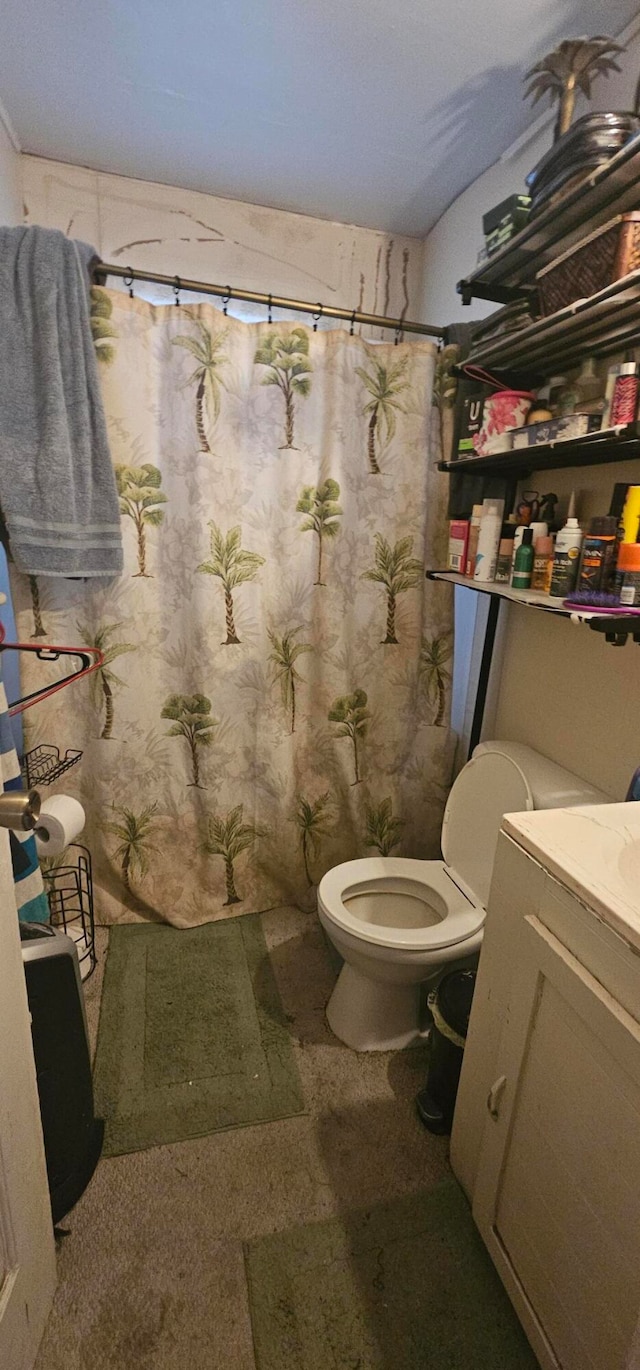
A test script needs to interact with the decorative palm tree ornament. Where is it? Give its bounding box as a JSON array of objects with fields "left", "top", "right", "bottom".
[{"left": 524, "top": 36, "right": 624, "bottom": 142}]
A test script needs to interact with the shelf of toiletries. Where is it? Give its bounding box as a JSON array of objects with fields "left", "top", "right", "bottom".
[
  {"left": 427, "top": 572, "right": 640, "bottom": 642},
  {"left": 457, "top": 134, "right": 640, "bottom": 305},
  {"left": 436, "top": 481, "right": 640, "bottom": 646},
  {"left": 463, "top": 269, "right": 640, "bottom": 375},
  {"left": 439, "top": 422, "right": 640, "bottom": 477}
]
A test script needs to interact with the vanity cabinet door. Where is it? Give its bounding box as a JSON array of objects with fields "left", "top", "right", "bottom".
[{"left": 473, "top": 913, "right": 640, "bottom": 1370}]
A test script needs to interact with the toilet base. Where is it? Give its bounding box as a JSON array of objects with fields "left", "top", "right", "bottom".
[{"left": 326, "top": 963, "right": 428, "bottom": 1051}]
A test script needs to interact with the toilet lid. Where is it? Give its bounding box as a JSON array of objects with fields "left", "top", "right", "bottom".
[{"left": 441, "top": 752, "right": 533, "bottom": 908}]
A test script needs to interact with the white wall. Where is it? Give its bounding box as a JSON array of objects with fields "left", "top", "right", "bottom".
[
  {"left": 0, "top": 108, "right": 21, "bottom": 225},
  {"left": 420, "top": 29, "right": 640, "bottom": 799},
  {"left": 22, "top": 156, "right": 425, "bottom": 336},
  {"left": 421, "top": 21, "right": 640, "bottom": 325}
]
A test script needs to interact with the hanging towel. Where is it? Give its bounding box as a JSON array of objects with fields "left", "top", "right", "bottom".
[
  {"left": 0, "top": 225, "right": 123, "bottom": 577},
  {"left": 0, "top": 671, "right": 49, "bottom": 923}
]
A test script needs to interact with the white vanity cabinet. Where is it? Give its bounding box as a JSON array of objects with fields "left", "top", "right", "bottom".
[{"left": 451, "top": 803, "right": 640, "bottom": 1370}]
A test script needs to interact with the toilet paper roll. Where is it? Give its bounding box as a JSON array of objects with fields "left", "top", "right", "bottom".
[{"left": 35, "top": 795, "right": 85, "bottom": 857}]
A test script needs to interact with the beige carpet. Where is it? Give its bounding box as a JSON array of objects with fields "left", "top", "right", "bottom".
[{"left": 36, "top": 907, "right": 451, "bottom": 1370}]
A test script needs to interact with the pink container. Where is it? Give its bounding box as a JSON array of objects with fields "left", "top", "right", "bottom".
[{"left": 473, "top": 389, "right": 533, "bottom": 456}]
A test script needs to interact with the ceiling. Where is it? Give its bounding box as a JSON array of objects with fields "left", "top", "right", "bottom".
[{"left": 1, "top": 0, "right": 639, "bottom": 236}]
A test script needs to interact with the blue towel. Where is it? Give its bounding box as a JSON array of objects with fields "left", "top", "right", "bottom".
[
  {"left": 0, "top": 226, "right": 123, "bottom": 577},
  {"left": 0, "top": 674, "right": 49, "bottom": 923}
]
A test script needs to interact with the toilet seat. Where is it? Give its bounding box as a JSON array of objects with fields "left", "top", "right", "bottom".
[{"left": 318, "top": 857, "right": 485, "bottom": 952}]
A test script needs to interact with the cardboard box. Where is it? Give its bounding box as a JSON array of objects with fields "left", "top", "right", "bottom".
[
  {"left": 456, "top": 392, "right": 487, "bottom": 455},
  {"left": 482, "top": 194, "right": 531, "bottom": 236},
  {"left": 511, "top": 414, "right": 602, "bottom": 448},
  {"left": 447, "top": 520, "right": 470, "bottom": 572}
]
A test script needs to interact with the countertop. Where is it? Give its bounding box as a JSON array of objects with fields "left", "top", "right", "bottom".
[{"left": 502, "top": 802, "right": 640, "bottom": 953}]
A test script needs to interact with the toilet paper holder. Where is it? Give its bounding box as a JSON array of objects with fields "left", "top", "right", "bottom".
[{"left": 0, "top": 789, "right": 41, "bottom": 831}]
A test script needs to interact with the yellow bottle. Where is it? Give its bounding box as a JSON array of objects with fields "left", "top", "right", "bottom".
[{"left": 621, "top": 485, "right": 640, "bottom": 542}]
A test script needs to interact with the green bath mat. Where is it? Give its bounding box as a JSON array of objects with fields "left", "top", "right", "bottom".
[
  {"left": 245, "top": 1180, "right": 538, "bottom": 1369},
  {"left": 93, "top": 915, "right": 305, "bottom": 1155}
]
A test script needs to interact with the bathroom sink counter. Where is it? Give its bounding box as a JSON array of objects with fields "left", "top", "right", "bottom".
[{"left": 503, "top": 801, "right": 640, "bottom": 952}]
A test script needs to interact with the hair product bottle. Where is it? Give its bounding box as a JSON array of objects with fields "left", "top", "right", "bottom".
[
  {"left": 494, "top": 524, "right": 517, "bottom": 583},
  {"left": 465, "top": 504, "right": 484, "bottom": 576},
  {"left": 549, "top": 493, "right": 584, "bottom": 597},
  {"left": 531, "top": 534, "right": 554, "bottom": 592},
  {"left": 578, "top": 517, "right": 618, "bottom": 594},
  {"left": 617, "top": 544, "right": 640, "bottom": 605},
  {"left": 473, "top": 499, "right": 504, "bottom": 582},
  {"left": 511, "top": 527, "right": 534, "bottom": 589}
]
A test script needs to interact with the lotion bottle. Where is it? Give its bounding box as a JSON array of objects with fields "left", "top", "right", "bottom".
[
  {"left": 474, "top": 498, "right": 504, "bottom": 582},
  {"left": 511, "top": 527, "right": 534, "bottom": 589},
  {"left": 549, "top": 493, "right": 583, "bottom": 597}
]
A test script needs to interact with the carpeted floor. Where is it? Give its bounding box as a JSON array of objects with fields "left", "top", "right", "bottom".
[
  {"left": 246, "top": 1181, "right": 538, "bottom": 1369},
  {"left": 34, "top": 907, "right": 529, "bottom": 1370}
]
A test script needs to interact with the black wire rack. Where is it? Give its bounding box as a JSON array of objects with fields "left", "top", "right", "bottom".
[
  {"left": 22, "top": 744, "right": 83, "bottom": 788},
  {"left": 42, "top": 843, "right": 96, "bottom": 980}
]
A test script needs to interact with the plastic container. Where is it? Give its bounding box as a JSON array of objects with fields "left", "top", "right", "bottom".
[
  {"left": 511, "top": 521, "right": 548, "bottom": 571},
  {"left": 621, "top": 486, "right": 640, "bottom": 543},
  {"left": 532, "top": 534, "right": 554, "bottom": 592},
  {"left": 550, "top": 494, "right": 584, "bottom": 597},
  {"left": 473, "top": 391, "right": 533, "bottom": 456},
  {"left": 447, "top": 519, "right": 469, "bottom": 573},
  {"left": 465, "top": 505, "right": 484, "bottom": 577},
  {"left": 617, "top": 543, "right": 640, "bottom": 606},
  {"left": 494, "top": 524, "right": 517, "bottom": 583},
  {"left": 473, "top": 498, "right": 504, "bottom": 582},
  {"left": 610, "top": 363, "right": 639, "bottom": 426},
  {"left": 578, "top": 517, "right": 618, "bottom": 594},
  {"left": 511, "top": 527, "right": 535, "bottom": 589},
  {"left": 416, "top": 970, "right": 476, "bottom": 1135}
]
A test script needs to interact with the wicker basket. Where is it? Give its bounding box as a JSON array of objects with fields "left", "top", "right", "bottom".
[{"left": 536, "top": 213, "right": 640, "bottom": 315}]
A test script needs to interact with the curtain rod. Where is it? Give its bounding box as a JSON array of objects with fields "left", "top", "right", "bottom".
[{"left": 93, "top": 262, "right": 445, "bottom": 340}]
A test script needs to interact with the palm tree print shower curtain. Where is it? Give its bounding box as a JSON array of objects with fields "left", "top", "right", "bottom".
[{"left": 11, "top": 292, "right": 453, "bottom": 928}]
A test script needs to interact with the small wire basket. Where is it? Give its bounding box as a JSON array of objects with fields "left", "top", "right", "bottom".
[
  {"left": 22, "top": 744, "right": 83, "bottom": 788},
  {"left": 42, "top": 843, "right": 96, "bottom": 981}
]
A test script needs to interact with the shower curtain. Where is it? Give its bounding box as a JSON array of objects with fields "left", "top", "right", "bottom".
[{"left": 11, "top": 291, "right": 453, "bottom": 927}]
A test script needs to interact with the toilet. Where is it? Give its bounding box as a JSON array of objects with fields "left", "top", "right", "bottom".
[{"left": 318, "top": 741, "right": 607, "bottom": 1051}]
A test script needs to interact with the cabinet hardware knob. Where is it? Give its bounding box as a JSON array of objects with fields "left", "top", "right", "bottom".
[{"left": 487, "top": 1075, "right": 507, "bottom": 1120}]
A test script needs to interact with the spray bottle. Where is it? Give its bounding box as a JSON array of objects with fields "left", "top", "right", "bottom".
[{"left": 549, "top": 493, "right": 584, "bottom": 597}]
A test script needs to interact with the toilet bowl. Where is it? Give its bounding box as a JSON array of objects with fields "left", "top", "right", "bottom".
[{"left": 318, "top": 741, "right": 607, "bottom": 1051}]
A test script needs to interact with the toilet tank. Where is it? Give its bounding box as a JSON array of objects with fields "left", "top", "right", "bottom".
[{"left": 473, "top": 741, "right": 609, "bottom": 810}]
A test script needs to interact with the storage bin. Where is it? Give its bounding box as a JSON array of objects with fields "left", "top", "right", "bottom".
[{"left": 536, "top": 213, "right": 640, "bottom": 315}]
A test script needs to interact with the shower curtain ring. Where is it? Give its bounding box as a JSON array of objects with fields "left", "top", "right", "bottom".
[
  {"left": 350, "top": 308, "right": 356, "bottom": 336},
  {"left": 222, "top": 286, "right": 232, "bottom": 317},
  {"left": 267, "top": 293, "right": 273, "bottom": 324},
  {"left": 173, "top": 275, "right": 181, "bottom": 307},
  {"left": 394, "top": 322, "right": 402, "bottom": 346},
  {"left": 123, "top": 267, "right": 135, "bottom": 299},
  {"left": 312, "top": 302, "right": 323, "bottom": 332}
]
